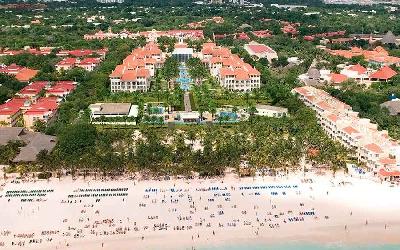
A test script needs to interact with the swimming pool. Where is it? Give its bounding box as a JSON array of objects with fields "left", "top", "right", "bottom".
[{"left": 177, "top": 65, "right": 192, "bottom": 91}]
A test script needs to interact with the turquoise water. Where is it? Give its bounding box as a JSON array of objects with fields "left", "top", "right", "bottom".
[
  {"left": 177, "top": 65, "right": 192, "bottom": 91},
  {"left": 197, "top": 243, "right": 400, "bottom": 250}
]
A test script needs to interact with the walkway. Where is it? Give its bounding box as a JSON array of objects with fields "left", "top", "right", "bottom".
[{"left": 183, "top": 92, "right": 192, "bottom": 112}]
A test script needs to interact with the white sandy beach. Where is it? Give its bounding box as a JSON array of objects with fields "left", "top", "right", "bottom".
[{"left": 1, "top": 171, "right": 400, "bottom": 250}]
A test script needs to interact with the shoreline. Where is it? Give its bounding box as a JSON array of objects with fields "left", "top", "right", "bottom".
[{"left": 1, "top": 171, "right": 400, "bottom": 249}]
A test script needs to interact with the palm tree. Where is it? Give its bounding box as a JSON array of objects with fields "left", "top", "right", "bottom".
[
  {"left": 248, "top": 105, "right": 257, "bottom": 123},
  {"left": 210, "top": 105, "right": 217, "bottom": 121}
]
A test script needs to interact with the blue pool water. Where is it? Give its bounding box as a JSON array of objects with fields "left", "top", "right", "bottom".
[
  {"left": 177, "top": 65, "right": 192, "bottom": 91},
  {"left": 218, "top": 111, "right": 238, "bottom": 122},
  {"left": 197, "top": 243, "right": 400, "bottom": 250}
]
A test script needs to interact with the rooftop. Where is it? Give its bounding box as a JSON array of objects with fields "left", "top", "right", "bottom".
[
  {"left": 0, "top": 127, "right": 57, "bottom": 162},
  {"left": 89, "top": 103, "right": 137, "bottom": 116}
]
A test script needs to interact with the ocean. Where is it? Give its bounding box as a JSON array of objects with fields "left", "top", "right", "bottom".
[{"left": 197, "top": 243, "right": 400, "bottom": 250}]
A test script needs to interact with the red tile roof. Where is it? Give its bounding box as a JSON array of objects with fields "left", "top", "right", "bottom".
[
  {"left": 343, "top": 126, "right": 359, "bottom": 135},
  {"left": 79, "top": 57, "right": 101, "bottom": 65},
  {"left": 15, "top": 68, "right": 38, "bottom": 82},
  {"left": 348, "top": 64, "right": 367, "bottom": 74},
  {"left": 327, "top": 114, "right": 338, "bottom": 122},
  {"left": 365, "top": 143, "right": 383, "bottom": 154},
  {"left": 379, "top": 168, "right": 400, "bottom": 177},
  {"left": 330, "top": 73, "right": 348, "bottom": 84},
  {"left": 247, "top": 44, "right": 275, "bottom": 54},
  {"left": 0, "top": 98, "right": 30, "bottom": 116},
  {"left": 46, "top": 82, "right": 76, "bottom": 95},
  {"left": 369, "top": 66, "right": 397, "bottom": 80},
  {"left": 18, "top": 81, "right": 48, "bottom": 96},
  {"left": 379, "top": 157, "right": 396, "bottom": 165},
  {"left": 57, "top": 57, "right": 77, "bottom": 66},
  {"left": 24, "top": 97, "right": 58, "bottom": 115}
]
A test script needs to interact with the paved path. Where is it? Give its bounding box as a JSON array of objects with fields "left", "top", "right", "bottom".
[{"left": 183, "top": 91, "right": 192, "bottom": 112}]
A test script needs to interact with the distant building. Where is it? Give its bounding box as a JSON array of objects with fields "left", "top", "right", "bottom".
[
  {"left": 55, "top": 58, "right": 77, "bottom": 71},
  {"left": 45, "top": 81, "right": 77, "bottom": 99},
  {"left": 369, "top": 66, "right": 397, "bottom": 82},
  {"left": 77, "top": 58, "right": 102, "bottom": 71},
  {"left": 55, "top": 57, "right": 102, "bottom": 72},
  {"left": 96, "top": 0, "right": 124, "bottom": 3},
  {"left": 326, "top": 46, "right": 400, "bottom": 67},
  {"left": 0, "top": 64, "right": 38, "bottom": 82},
  {"left": 298, "top": 67, "right": 331, "bottom": 87},
  {"left": 381, "top": 31, "right": 398, "bottom": 45},
  {"left": 244, "top": 41, "right": 278, "bottom": 63}
]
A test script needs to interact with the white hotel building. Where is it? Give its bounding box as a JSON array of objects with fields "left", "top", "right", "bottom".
[
  {"left": 109, "top": 42, "right": 164, "bottom": 93},
  {"left": 200, "top": 43, "right": 261, "bottom": 92},
  {"left": 292, "top": 86, "right": 400, "bottom": 180}
]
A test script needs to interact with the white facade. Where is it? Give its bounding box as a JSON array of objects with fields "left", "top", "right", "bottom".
[
  {"left": 255, "top": 105, "right": 288, "bottom": 118},
  {"left": 244, "top": 41, "right": 278, "bottom": 63},
  {"left": 293, "top": 86, "right": 400, "bottom": 176}
]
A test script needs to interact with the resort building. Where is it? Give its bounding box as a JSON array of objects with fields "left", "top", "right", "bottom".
[
  {"left": 55, "top": 57, "right": 102, "bottom": 72},
  {"left": 244, "top": 41, "right": 278, "bottom": 63},
  {"left": 340, "top": 64, "right": 370, "bottom": 83},
  {"left": 141, "top": 30, "right": 204, "bottom": 42},
  {"left": 45, "top": 81, "right": 77, "bottom": 99},
  {"left": 325, "top": 46, "right": 400, "bottom": 67},
  {"left": 55, "top": 58, "right": 77, "bottom": 71},
  {"left": 255, "top": 104, "right": 288, "bottom": 118},
  {"left": 0, "top": 98, "right": 31, "bottom": 126},
  {"left": 300, "top": 64, "right": 397, "bottom": 87},
  {"left": 172, "top": 45, "right": 193, "bottom": 63},
  {"left": 369, "top": 66, "right": 397, "bottom": 82},
  {"left": 200, "top": 43, "right": 261, "bottom": 92},
  {"left": 0, "top": 64, "right": 38, "bottom": 82},
  {"left": 252, "top": 30, "right": 273, "bottom": 38},
  {"left": 16, "top": 81, "right": 50, "bottom": 100},
  {"left": 84, "top": 29, "right": 204, "bottom": 42},
  {"left": 298, "top": 68, "right": 333, "bottom": 86},
  {"left": 292, "top": 86, "right": 400, "bottom": 179},
  {"left": 174, "top": 111, "right": 201, "bottom": 124},
  {"left": 23, "top": 97, "right": 59, "bottom": 129},
  {"left": 109, "top": 42, "right": 164, "bottom": 93},
  {"left": 77, "top": 58, "right": 102, "bottom": 71},
  {"left": 0, "top": 127, "right": 57, "bottom": 162},
  {"left": 187, "top": 16, "right": 224, "bottom": 29},
  {"left": 56, "top": 49, "right": 107, "bottom": 59},
  {"left": 0, "top": 47, "right": 53, "bottom": 57},
  {"left": 0, "top": 80, "right": 76, "bottom": 129},
  {"left": 381, "top": 99, "right": 400, "bottom": 116},
  {"left": 89, "top": 103, "right": 138, "bottom": 125}
]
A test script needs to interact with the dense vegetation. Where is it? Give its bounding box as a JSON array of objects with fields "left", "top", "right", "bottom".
[{"left": 0, "top": 74, "right": 26, "bottom": 104}]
